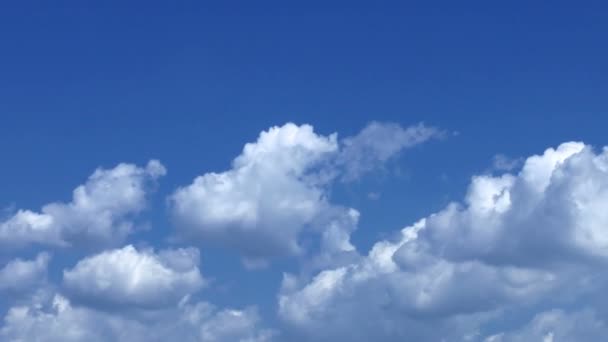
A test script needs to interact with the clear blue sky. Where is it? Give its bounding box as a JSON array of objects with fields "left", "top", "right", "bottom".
[{"left": 1, "top": 2, "right": 608, "bottom": 341}]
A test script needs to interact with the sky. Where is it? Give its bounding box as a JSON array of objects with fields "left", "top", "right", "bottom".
[{"left": 1, "top": 2, "right": 608, "bottom": 341}]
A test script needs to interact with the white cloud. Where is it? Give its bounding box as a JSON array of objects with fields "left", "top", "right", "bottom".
[
  {"left": 63, "top": 245, "right": 204, "bottom": 309},
  {"left": 0, "top": 293, "right": 275, "bottom": 342},
  {"left": 169, "top": 122, "right": 439, "bottom": 263},
  {"left": 0, "top": 253, "right": 50, "bottom": 292},
  {"left": 279, "top": 141, "right": 608, "bottom": 341},
  {"left": 484, "top": 309, "right": 608, "bottom": 341},
  {"left": 337, "top": 122, "right": 443, "bottom": 181},
  {"left": 0, "top": 160, "right": 166, "bottom": 249},
  {"left": 169, "top": 123, "right": 339, "bottom": 259}
]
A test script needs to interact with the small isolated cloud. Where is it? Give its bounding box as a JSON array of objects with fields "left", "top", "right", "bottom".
[
  {"left": 0, "top": 160, "right": 166, "bottom": 250},
  {"left": 337, "top": 122, "right": 443, "bottom": 182},
  {"left": 491, "top": 154, "right": 523, "bottom": 172},
  {"left": 0, "top": 252, "right": 50, "bottom": 293},
  {"left": 63, "top": 245, "right": 204, "bottom": 310},
  {"left": 367, "top": 192, "right": 381, "bottom": 200}
]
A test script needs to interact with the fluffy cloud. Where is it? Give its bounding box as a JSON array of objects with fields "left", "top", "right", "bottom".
[
  {"left": 279, "top": 142, "right": 608, "bottom": 341},
  {"left": 63, "top": 245, "right": 204, "bottom": 309},
  {"left": 169, "top": 122, "right": 437, "bottom": 262},
  {"left": 6, "top": 125, "right": 608, "bottom": 341},
  {"left": 170, "top": 123, "right": 339, "bottom": 259},
  {"left": 0, "top": 160, "right": 166, "bottom": 249},
  {"left": 0, "top": 293, "right": 274, "bottom": 342},
  {"left": 0, "top": 253, "right": 50, "bottom": 292}
]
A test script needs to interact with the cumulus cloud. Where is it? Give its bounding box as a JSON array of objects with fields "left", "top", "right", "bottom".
[
  {"left": 0, "top": 293, "right": 275, "bottom": 342},
  {"left": 63, "top": 245, "right": 204, "bottom": 309},
  {"left": 7, "top": 123, "right": 608, "bottom": 341},
  {"left": 0, "top": 253, "right": 50, "bottom": 292},
  {"left": 278, "top": 141, "right": 608, "bottom": 341},
  {"left": 170, "top": 123, "right": 339, "bottom": 259},
  {"left": 0, "top": 160, "right": 166, "bottom": 249},
  {"left": 169, "top": 122, "right": 438, "bottom": 262}
]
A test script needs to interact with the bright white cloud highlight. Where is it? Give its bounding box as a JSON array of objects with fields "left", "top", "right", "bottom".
[
  {"left": 63, "top": 245, "right": 204, "bottom": 309},
  {"left": 170, "top": 123, "right": 338, "bottom": 258}
]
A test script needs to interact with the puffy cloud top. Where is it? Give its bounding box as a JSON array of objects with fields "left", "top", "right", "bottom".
[
  {"left": 0, "top": 160, "right": 166, "bottom": 249},
  {"left": 169, "top": 122, "right": 438, "bottom": 262},
  {"left": 279, "top": 142, "right": 608, "bottom": 341},
  {"left": 170, "top": 123, "right": 338, "bottom": 259},
  {"left": 0, "top": 252, "right": 50, "bottom": 292},
  {"left": 63, "top": 245, "right": 204, "bottom": 309}
]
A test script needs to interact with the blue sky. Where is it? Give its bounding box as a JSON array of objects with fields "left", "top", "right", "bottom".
[{"left": 1, "top": 2, "right": 608, "bottom": 341}]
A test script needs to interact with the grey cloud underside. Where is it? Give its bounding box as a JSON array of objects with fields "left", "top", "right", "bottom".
[
  {"left": 0, "top": 293, "right": 274, "bottom": 342},
  {"left": 0, "top": 253, "right": 50, "bottom": 293},
  {"left": 279, "top": 142, "right": 608, "bottom": 341}
]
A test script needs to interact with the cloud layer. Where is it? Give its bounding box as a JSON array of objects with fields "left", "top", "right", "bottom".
[
  {"left": 4, "top": 122, "right": 608, "bottom": 341},
  {"left": 0, "top": 293, "right": 274, "bottom": 342}
]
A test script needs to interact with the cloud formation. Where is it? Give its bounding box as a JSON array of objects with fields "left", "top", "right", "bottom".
[
  {"left": 6, "top": 123, "right": 608, "bottom": 341},
  {"left": 0, "top": 293, "right": 274, "bottom": 342},
  {"left": 485, "top": 309, "right": 608, "bottom": 341},
  {"left": 337, "top": 122, "right": 443, "bottom": 181},
  {"left": 63, "top": 245, "right": 204, "bottom": 309},
  {"left": 279, "top": 142, "right": 608, "bottom": 341},
  {"left": 169, "top": 122, "right": 438, "bottom": 263},
  {"left": 0, "top": 160, "right": 166, "bottom": 249},
  {"left": 0, "top": 252, "right": 50, "bottom": 293},
  {"left": 170, "top": 123, "right": 338, "bottom": 259}
]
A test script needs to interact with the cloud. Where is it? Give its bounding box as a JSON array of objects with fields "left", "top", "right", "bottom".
[
  {"left": 63, "top": 245, "right": 204, "bottom": 310},
  {"left": 278, "top": 141, "right": 608, "bottom": 341},
  {"left": 484, "top": 309, "right": 608, "bottom": 341},
  {"left": 6, "top": 121, "right": 608, "bottom": 341},
  {"left": 0, "top": 160, "right": 166, "bottom": 249},
  {"left": 169, "top": 122, "right": 439, "bottom": 263},
  {"left": 0, "top": 293, "right": 275, "bottom": 342},
  {"left": 169, "top": 123, "right": 339, "bottom": 259},
  {"left": 491, "top": 154, "right": 523, "bottom": 172},
  {"left": 0, "top": 253, "right": 50, "bottom": 293},
  {"left": 337, "top": 122, "right": 443, "bottom": 181}
]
